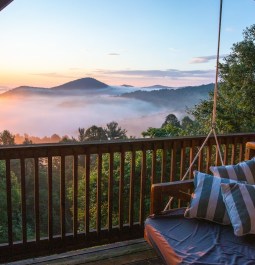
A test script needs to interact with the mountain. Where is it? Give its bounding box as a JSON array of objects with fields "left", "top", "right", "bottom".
[
  {"left": 1, "top": 86, "right": 50, "bottom": 97},
  {"left": 51, "top": 77, "right": 109, "bottom": 90},
  {"left": 0, "top": 78, "right": 213, "bottom": 111},
  {"left": 120, "top": 83, "right": 214, "bottom": 109},
  {"left": 0, "top": 77, "right": 109, "bottom": 97},
  {"left": 142, "top": 84, "right": 174, "bottom": 89},
  {"left": 121, "top": 84, "right": 134, "bottom": 87}
]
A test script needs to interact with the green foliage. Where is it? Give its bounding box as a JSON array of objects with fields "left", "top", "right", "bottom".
[
  {"left": 23, "top": 138, "right": 33, "bottom": 145},
  {"left": 161, "top": 114, "right": 181, "bottom": 128},
  {"left": 190, "top": 24, "right": 255, "bottom": 133},
  {"left": 84, "top": 126, "right": 108, "bottom": 141},
  {"left": 0, "top": 160, "right": 32, "bottom": 243},
  {"left": 0, "top": 130, "right": 15, "bottom": 145},
  {"left": 142, "top": 113, "right": 198, "bottom": 138},
  {"left": 105, "top": 121, "right": 127, "bottom": 140}
]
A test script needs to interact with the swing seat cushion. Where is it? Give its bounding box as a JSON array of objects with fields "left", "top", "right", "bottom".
[
  {"left": 221, "top": 182, "right": 255, "bottom": 236},
  {"left": 184, "top": 171, "right": 239, "bottom": 225},
  {"left": 145, "top": 208, "right": 255, "bottom": 265},
  {"left": 210, "top": 157, "right": 255, "bottom": 184}
]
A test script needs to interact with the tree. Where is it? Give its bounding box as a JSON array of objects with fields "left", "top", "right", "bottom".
[
  {"left": 0, "top": 130, "right": 15, "bottom": 145},
  {"left": 161, "top": 114, "right": 181, "bottom": 128},
  {"left": 190, "top": 24, "right": 255, "bottom": 133},
  {"left": 78, "top": 128, "right": 86, "bottom": 142},
  {"left": 23, "top": 138, "right": 33, "bottom": 145},
  {"left": 104, "top": 121, "right": 127, "bottom": 140},
  {"left": 181, "top": 116, "right": 194, "bottom": 130},
  {"left": 84, "top": 125, "right": 108, "bottom": 141},
  {"left": 50, "top": 134, "right": 61, "bottom": 142},
  {"left": 59, "top": 135, "right": 77, "bottom": 143}
]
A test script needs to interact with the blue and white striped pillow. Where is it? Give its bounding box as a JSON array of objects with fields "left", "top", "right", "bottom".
[
  {"left": 210, "top": 158, "right": 255, "bottom": 184},
  {"left": 221, "top": 182, "right": 255, "bottom": 236},
  {"left": 184, "top": 171, "right": 238, "bottom": 224}
]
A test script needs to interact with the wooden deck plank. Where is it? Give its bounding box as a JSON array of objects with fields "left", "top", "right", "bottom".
[{"left": 6, "top": 239, "right": 163, "bottom": 265}]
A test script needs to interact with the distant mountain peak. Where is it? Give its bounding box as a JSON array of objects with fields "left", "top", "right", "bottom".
[
  {"left": 142, "top": 84, "right": 174, "bottom": 89},
  {"left": 51, "top": 77, "right": 109, "bottom": 90},
  {"left": 121, "top": 84, "right": 134, "bottom": 87}
]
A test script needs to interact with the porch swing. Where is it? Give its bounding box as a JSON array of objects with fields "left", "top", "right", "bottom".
[{"left": 144, "top": 0, "right": 255, "bottom": 264}]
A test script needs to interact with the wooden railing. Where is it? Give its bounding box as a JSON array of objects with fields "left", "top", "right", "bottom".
[{"left": 0, "top": 133, "right": 255, "bottom": 262}]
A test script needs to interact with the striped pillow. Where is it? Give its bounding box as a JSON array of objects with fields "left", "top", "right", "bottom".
[
  {"left": 221, "top": 182, "right": 255, "bottom": 236},
  {"left": 210, "top": 158, "right": 255, "bottom": 184},
  {"left": 184, "top": 171, "right": 238, "bottom": 224}
]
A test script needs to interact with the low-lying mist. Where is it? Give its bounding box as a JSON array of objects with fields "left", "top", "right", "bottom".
[{"left": 0, "top": 86, "right": 183, "bottom": 139}]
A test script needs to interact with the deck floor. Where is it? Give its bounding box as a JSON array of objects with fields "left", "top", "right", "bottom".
[{"left": 6, "top": 238, "right": 164, "bottom": 265}]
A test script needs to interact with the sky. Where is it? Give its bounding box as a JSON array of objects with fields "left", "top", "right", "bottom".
[{"left": 0, "top": 0, "right": 255, "bottom": 90}]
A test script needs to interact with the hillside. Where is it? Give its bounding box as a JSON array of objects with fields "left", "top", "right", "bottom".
[
  {"left": 142, "top": 84, "right": 174, "bottom": 89},
  {"left": 120, "top": 83, "right": 213, "bottom": 109},
  {"left": 0, "top": 77, "right": 109, "bottom": 97},
  {"left": 0, "top": 86, "right": 50, "bottom": 97},
  {"left": 0, "top": 78, "right": 213, "bottom": 111},
  {"left": 51, "top": 77, "right": 109, "bottom": 90}
]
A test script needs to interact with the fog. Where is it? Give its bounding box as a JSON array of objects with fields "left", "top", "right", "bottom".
[{"left": 0, "top": 86, "right": 183, "bottom": 139}]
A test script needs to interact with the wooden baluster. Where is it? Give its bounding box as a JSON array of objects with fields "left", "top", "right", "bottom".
[
  {"left": 231, "top": 138, "right": 237, "bottom": 164},
  {"left": 6, "top": 159, "right": 13, "bottom": 246},
  {"left": 198, "top": 140, "right": 204, "bottom": 172},
  {"left": 239, "top": 140, "right": 245, "bottom": 162},
  {"left": 34, "top": 157, "right": 40, "bottom": 242},
  {"left": 151, "top": 146, "right": 156, "bottom": 184},
  {"left": 180, "top": 143, "right": 186, "bottom": 180},
  {"left": 48, "top": 156, "right": 53, "bottom": 240},
  {"left": 97, "top": 152, "right": 102, "bottom": 235},
  {"left": 85, "top": 154, "right": 90, "bottom": 236},
  {"left": 108, "top": 152, "right": 114, "bottom": 232},
  {"left": 129, "top": 150, "right": 135, "bottom": 228},
  {"left": 20, "top": 158, "right": 27, "bottom": 243},
  {"left": 161, "top": 144, "right": 167, "bottom": 183},
  {"left": 215, "top": 138, "right": 220, "bottom": 166},
  {"left": 73, "top": 154, "right": 78, "bottom": 238},
  {"left": 119, "top": 150, "right": 124, "bottom": 231},
  {"left": 224, "top": 138, "right": 229, "bottom": 165},
  {"left": 60, "top": 155, "right": 66, "bottom": 238},
  {"left": 170, "top": 142, "right": 177, "bottom": 182},
  {"left": 139, "top": 149, "right": 146, "bottom": 227},
  {"left": 206, "top": 139, "right": 212, "bottom": 173},
  {"left": 189, "top": 140, "right": 196, "bottom": 179}
]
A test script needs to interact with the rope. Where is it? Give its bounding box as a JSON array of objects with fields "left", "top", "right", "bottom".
[
  {"left": 212, "top": 0, "right": 223, "bottom": 125},
  {"left": 163, "top": 0, "right": 224, "bottom": 212}
]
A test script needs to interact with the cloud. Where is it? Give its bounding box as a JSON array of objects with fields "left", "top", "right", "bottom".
[
  {"left": 168, "top": 47, "right": 180, "bottom": 53},
  {"left": 31, "top": 72, "right": 76, "bottom": 79},
  {"left": 69, "top": 67, "right": 82, "bottom": 71},
  {"left": 97, "top": 69, "right": 215, "bottom": 79},
  {"left": 225, "top": 27, "right": 235, "bottom": 32},
  {"left": 0, "top": 91, "right": 160, "bottom": 138},
  {"left": 190, "top": 54, "right": 227, "bottom": 64},
  {"left": 108, "top": 53, "right": 120, "bottom": 56},
  {"left": 0, "top": 88, "right": 8, "bottom": 93}
]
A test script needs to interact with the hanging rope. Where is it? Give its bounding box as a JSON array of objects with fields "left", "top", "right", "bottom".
[
  {"left": 212, "top": 0, "right": 223, "bottom": 127},
  {"left": 164, "top": 0, "right": 224, "bottom": 212}
]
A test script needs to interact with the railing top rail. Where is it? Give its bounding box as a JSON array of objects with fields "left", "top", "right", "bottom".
[{"left": 0, "top": 133, "right": 254, "bottom": 159}]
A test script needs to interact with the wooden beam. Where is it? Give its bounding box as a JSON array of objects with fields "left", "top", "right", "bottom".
[{"left": 0, "top": 0, "right": 13, "bottom": 12}]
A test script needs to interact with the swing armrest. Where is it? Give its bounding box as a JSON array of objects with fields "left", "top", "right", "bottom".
[
  {"left": 150, "top": 179, "right": 194, "bottom": 215},
  {"left": 245, "top": 142, "right": 255, "bottom": 160}
]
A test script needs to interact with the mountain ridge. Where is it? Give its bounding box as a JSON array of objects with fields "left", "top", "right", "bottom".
[
  {"left": 0, "top": 78, "right": 213, "bottom": 105},
  {"left": 51, "top": 77, "right": 109, "bottom": 90},
  {"left": 0, "top": 77, "right": 109, "bottom": 97},
  {"left": 120, "top": 83, "right": 214, "bottom": 109}
]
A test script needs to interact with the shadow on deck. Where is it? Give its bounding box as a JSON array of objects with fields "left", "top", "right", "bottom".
[{"left": 6, "top": 239, "right": 164, "bottom": 265}]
